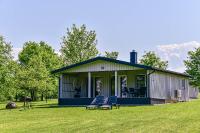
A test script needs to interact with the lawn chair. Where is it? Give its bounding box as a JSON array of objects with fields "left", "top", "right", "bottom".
[
  {"left": 99, "top": 97, "right": 111, "bottom": 110},
  {"left": 100, "top": 96, "right": 120, "bottom": 110},
  {"left": 86, "top": 96, "right": 104, "bottom": 110},
  {"left": 108, "top": 96, "right": 120, "bottom": 109}
]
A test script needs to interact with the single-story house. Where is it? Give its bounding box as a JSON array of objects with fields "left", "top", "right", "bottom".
[{"left": 52, "top": 50, "right": 199, "bottom": 105}]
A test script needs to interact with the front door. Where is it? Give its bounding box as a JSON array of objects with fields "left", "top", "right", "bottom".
[
  {"left": 119, "top": 76, "right": 127, "bottom": 97},
  {"left": 95, "top": 77, "right": 103, "bottom": 96}
]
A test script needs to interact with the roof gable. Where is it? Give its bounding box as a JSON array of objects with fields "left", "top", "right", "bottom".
[
  {"left": 52, "top": 57, "right": 151, "bottom": 74},
  {"left": 62, "top": 60, "right": 143, "bottom": 73},
  {"left": 52, "top": 56, "right": 190, "bottom": 77}
]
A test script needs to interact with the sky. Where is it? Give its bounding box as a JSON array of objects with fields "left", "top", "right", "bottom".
[{"left": 1, "top": 0, "right": 200, "bottom": 72}]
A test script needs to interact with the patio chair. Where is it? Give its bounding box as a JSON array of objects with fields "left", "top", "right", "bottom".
[
  {"left": 74, "top": 87, "right": 81, "bottom": 98},
  {"left": 109, "top": 96, "right": 120, "bottom": 109},
  {"left": 139, "top": 87, "right": 147, "bottom": 97},
  {"left": 86, "top": 96, "right": 104, "bottom": 110},
  {"left": 99, "top": 97, "right": 111, "bottom": 110},
  {"left": 122, "top": 87, "right": 128, "bottom": 98},
  {"left": 100, "top": 96, "right": 120, "bottom": 110},
  {"left": 128, "top": 88, "right": 135, "bottom": 97}
]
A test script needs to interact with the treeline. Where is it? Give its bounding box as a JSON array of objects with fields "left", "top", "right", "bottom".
[
  {"left": 0, "top": 39, "right": 62, "bottom": 101},
  {"left": 0, "top": 24, "right": 119, "bottom": 101}
]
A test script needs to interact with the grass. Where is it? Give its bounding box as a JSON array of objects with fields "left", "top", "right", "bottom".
[{"left": 1, "top": 99, "right": 200, "bottom": 133}]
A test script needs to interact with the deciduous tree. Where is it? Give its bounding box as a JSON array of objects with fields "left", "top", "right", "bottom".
[
  {"left": 105, "top": 51, "right": 119, "bottom": 59},
  {"left": 18, "top": 41, "right": 61, "bottom": 101},
  {"left": 60, "top": 24, "right": 99, "bottom": 65},
  {"left": 184, "top": 48, "right": 200, "bottom": 88},
  {"left": 140, "top": 51, "right": 168, "bottom": 69},
  {"left": 0, "top": 36, "right": 18, "bottom": 101}
]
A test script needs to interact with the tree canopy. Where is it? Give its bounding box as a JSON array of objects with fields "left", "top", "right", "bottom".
[
  {"left": 19, "top": 41, "right": 62, "bottom": 70},
  {"left": 184, "top": 48, "right": 200, "bottom": 88},
  {"left": 60, "top": 24, "right": 99, "bottom": 65},
  {"left": 140, "top": 51, "right": 168, "bottom": 69},
  {"left": 0, "top": 36, "right": 18, "bottom": 101},
  {"left": 105, "top": 51, "right": 119, "bottom": 59},
  {"left": 18, "top": 41, "right": 62, "bottom": 101}
]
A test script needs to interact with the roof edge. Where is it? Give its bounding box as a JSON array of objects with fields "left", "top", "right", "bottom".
[{"left": 51, "top": 56, "right": 190, "bottom": 77}]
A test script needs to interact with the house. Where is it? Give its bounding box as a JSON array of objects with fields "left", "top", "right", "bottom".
[{"left": 52, "top": 50, "right": 199, "bottom": 105}]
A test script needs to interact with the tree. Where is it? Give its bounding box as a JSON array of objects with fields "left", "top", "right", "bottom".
[
  {"left": 19, "top": 41, "right": 62, "bottom": 70},
  {"left": 140, "top": 51, "right": 168, "bottom": 69},
  {"left": 26, "top": 56, "right": 49, "bottom": 101},
  {"left": 184, "top": 48, "right": 200, "bottom": 88},
  {"left": 18, "top": 41, "right": 62, "bottom": 101},
  {"left": 105, "top": 51, "right": 119, "bottom": 59},
  {"left": 60, "top": 24, "right": 99, "bottom": 65},
  {"left": 0, "top": 36, "right": 18, "bottom": 101}
]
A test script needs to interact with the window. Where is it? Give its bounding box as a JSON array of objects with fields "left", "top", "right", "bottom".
[
  {"left": 136, "top": 75, "right": 146, "bottom": 88},
  {"left": 182, "top": 79, "right": 186, "bottom": 90}
]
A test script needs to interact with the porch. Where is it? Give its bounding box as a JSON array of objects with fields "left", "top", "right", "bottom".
[{"left": 59, "top": 70, "right": 150, "bottom": 105}]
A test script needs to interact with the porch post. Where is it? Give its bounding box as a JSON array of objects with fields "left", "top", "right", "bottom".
[
  {"left": 115, "top": 71, "right": 118, "bottom": 97},
  {"left": 146, "top": 70, "right": 150, "bottom": 98},
  {"left": 88, "top": 72, "right": 91, "bottom": 98},
  {"left": 60, "top": 75, "right": 63, "bottom": 98}
]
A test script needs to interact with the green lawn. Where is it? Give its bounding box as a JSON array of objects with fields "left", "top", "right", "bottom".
[{"left": 1, "top": 99, "right": 200, "bottom": 133}]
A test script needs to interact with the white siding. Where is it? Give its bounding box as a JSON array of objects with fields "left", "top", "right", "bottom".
[
  {"left": 189, "top": 86, "right": 199, "bottom": 98},
  {"left": 91, "top": 72, "right": 111, "bottom": 97},
  {"left": 63, "top": 60, "right": 140, "bottom": 73},
  {"left": 149, "top": 72, "right": 169, "bottom": 99},
  {"left": 61, "top": 74, "right": 88, "bottom": 98},
  {"left": 149, "top": 71, "right": 190, "bottom": 101}
]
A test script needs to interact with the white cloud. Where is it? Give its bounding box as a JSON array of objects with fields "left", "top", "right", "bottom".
[
  {"left": 12, "top": 47, "right": 22, "bottom": 60},
  {"left": 169, "top": 66, "right": 186, "bottom": 73},
  {"left": 156, "top": 41, "right": 200, "bottom": 72}
]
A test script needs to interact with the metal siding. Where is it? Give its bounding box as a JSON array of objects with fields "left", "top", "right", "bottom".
[
  {"left": 189, "top": 86, "right": 199, "bottom": 98},
  {"left": 80, "top": 75, "right": 87, "bottom": 98},
  {"left": 58, "top": 77, "right": 60, "bottom": 99},
  {"left": 149, "top": 71, "right": 190, "bottom": 101},
  {"left": 64, "top": 60, "right": 139, "bottom": 73},
  {"left": 61, "top": 74, "right": 88, "bottom": 98},
  {"left": 149, "top": 72, "right": 168, "bottom": 99},
  {"left": 60, "top": 75, "right": 63, "bottom": 98},
  {"left": 92, "top": 72, "right": 111, "bottom": 97},
  {"left": 126, "top": 70, "right": 147, "bottom": 88}
]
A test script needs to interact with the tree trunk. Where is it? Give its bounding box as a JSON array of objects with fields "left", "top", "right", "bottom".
[
  {"left": 45, "top": 94, "right": 47, "bottom": 103},
  {"left": 41, "top": 93, "right": 44, "bottom": 101},
  {"left": 30, "top": 90, "right": 36, "bottom": 101},
  {"left": 15, "top": 93, "right": 18, "bottom": 102},
  {"left": 30, "top": 90, "right": 34, "bottom": 101}
]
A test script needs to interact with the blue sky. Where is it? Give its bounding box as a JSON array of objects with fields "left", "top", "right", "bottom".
[{"left": 1, "top": 0, "right": 200, "bottom": 72}]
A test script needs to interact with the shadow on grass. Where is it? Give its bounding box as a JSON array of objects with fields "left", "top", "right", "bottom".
[
  {"left": 0, "top": 103, "right": 84, "bottom": 111},
  {"left": 31, "top": 103, "right": 85, "bottom": 109},
  {"left": 0, "top": 108, "right": 7, "bottom": 111}
]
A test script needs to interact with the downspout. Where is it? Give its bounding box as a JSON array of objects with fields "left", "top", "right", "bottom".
[{"left": 147, "top": 69, "right": 156, "bottom": 99}]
